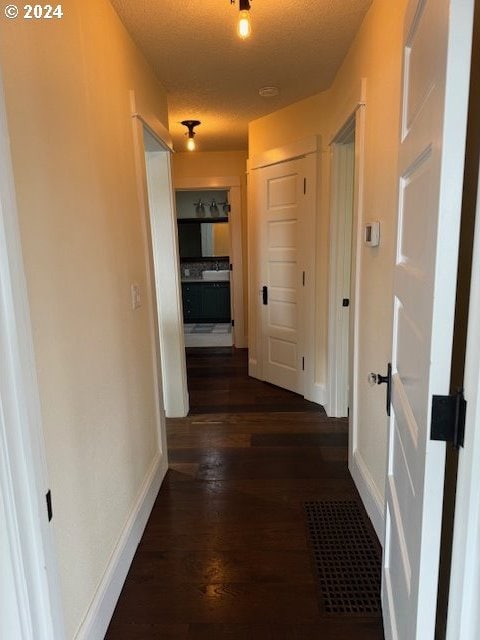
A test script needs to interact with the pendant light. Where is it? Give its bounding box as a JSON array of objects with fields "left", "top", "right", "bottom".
[{"left": 231, "top": 0, "right": 252, "bottom": 39}]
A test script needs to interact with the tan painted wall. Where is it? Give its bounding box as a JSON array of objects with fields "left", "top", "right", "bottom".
[
  {"left": 248, "top": 0, "right": 408, "bottom": 508},
  {"left": 0, "top": 0, "right": 169, "bottom": 635},
  {"left": 173, "top": 151, "right": 248, "bottom": 340}
]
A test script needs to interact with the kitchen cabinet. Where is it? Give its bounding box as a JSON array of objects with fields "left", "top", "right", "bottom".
[{"left": 182, "top": 282, "right": 231, "bottom": 323}]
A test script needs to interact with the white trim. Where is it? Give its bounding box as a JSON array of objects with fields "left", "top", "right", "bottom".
[
  {"left": 143, "top": 146, "right": 189, "bottom": 418},
  {"left": 175, "top": 176, "right": 241, "bottom": 189},
  {"left": 173, "top": 176, "right": 247, "bottom": 348},
  {"left": 248, "top": 357, "right": 259, "bottom": 378},
  {"left": 348, "top": 103, "right": 367, "bottom": 466},
  {"left": 229, "top": 185, "right": 246, "bottom": 348},
  {"left": 446, "top": 163, "right": 480, "bottom": 639},
  {"left": 0, "top": 67, "right": 65, "bottom": 639},
  {"left": 129, "top": 91, "right": 173, "bottom": 152},
  {"left": 326, "top": 87, "right": 366, "bottom": 424},
  {"left": 75, "top": 454, "right": 167, "bottom": 640},
  {"left": 305, "top": 383, "right": 327, "bottom": 406},
  {"left": 247, "top": 168, "right": 262, "bottom": 378},
  {"left": 326, "top": 124, "right": 355, "bottom": 418},
  {"left": 131, "top": 94, "right": 189, "bottom": 419},
  {"left": 303, "top": 153, "right": 319, "bottom": 403},
  {"left": 328, "top": 77, "right": 367, "bottom": 144},
  {"left": 350, "top": 449, "right": 384, "bottom": 542},
  {"left": 326, "top": 84, "right": 367, "bottom": 422},
  {"left": 248, "top": 135, "right": 318, "bottom": 170}
]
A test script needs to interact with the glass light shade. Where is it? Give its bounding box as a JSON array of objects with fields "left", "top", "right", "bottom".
[
  {"left": 237, "top": 10, "right": 251, "bottom": 39},
  {"left": 186, "top": 136, "right": 196, "bottom": 151}
]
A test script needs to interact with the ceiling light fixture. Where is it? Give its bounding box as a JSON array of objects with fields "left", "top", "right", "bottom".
[
  {"left": 180, "top": 120, "right": 201, "bottom": 151},
  {"left": 259, "top": 86, "right": 280, "bottom": 98},
  {"left": 231, "top": 0, "right": 252, "bottom": 40}
]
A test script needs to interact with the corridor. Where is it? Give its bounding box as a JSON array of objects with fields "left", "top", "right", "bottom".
[{"left": 106, "top": 348, "right": 384, "bottom": 639}]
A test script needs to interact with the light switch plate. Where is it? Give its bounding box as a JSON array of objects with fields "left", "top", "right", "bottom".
[{"left": 364, "top": 221, "right": 380, "bottom": 247}]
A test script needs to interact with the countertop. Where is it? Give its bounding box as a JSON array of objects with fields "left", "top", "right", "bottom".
[{"left": 181, "top": 278, "right": 230, "bottom": 283}]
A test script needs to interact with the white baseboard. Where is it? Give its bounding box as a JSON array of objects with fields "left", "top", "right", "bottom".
[
  {"left": 305, "top": 382, "right": 327, "bottom": 406},
  {"left": 248, "top": 357, "right": 259, "bottom": 379},
  {"left": 350, "top": 449, "right": 384, "bottom": 543},
  {"left": 75, "top": 453, "right": 168, "bottom": 640}
]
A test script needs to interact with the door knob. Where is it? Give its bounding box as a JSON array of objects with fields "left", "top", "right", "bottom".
[{"left": 368, "top": 363, "right": 392, "bottom": 416}]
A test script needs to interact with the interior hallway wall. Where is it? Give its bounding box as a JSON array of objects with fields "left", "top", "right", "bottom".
[
  {"left": 173, "top": 151, "right": 248, "bottom": 343},
  {"left": 248, "top": 0, "right": 409, "bottom": 522},
  {"left": 0, "top": 0, "right": 169, "bottom": 635}
]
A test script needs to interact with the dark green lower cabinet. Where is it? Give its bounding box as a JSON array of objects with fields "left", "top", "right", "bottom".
[{"left": 182, "top": 282, "right": 231, "bottom": 323}]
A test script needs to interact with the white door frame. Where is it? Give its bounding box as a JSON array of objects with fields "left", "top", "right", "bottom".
[
  {"left": 446, "top": 162, "right": 480, "bottom": 639},
  {"left": 175, "top": 176, "right": 246, "bottom": 348},
  {"left": 326, "top": 116, "right": 356, "bottom": 418},
  {"left": 325, "top": 82, "right": 383, "bottom": 537},
  {"left": 247, "top": 136, "right": 319, "bottom": 403},
  {"left": 0, "top": 68, "right": 65, "bottom": 639},
  {"left": 130, "top": 92, "right": 189, "bottom": 418}
]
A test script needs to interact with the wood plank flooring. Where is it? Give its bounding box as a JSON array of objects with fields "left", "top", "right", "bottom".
[{"left": 106, "top": 348, "right": 384, "bottom": 639}]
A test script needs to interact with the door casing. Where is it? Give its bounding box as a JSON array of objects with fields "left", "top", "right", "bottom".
[
  {"left": 175, "top": 177, "right": 246, "bottom": 349},
  {"left": 0, "top": 66, "right": 65, "bottom": 639}
]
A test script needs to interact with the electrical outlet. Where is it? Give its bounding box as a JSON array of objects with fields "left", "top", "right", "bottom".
[{"left": 131, "top": 284, "right": 141, "bottom": 310}]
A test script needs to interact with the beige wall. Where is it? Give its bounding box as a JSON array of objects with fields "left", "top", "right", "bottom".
[
  {"left": 248, "top": 0, "right": 408, "bottom": 513},
  {"left": 173, "top": 151, "right": 248, "bottom": 339},
  {"left": 0, "top": 0, "right": 169, "bottom": 636}
]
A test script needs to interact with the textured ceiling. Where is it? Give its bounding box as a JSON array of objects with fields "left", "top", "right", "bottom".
[{"left": 109, "top": 0, "right": 373, "bottom": 152}]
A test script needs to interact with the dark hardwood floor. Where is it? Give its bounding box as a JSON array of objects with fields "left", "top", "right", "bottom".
[{"left": 106, "top": 348, "right": 384, "bottom": 639}]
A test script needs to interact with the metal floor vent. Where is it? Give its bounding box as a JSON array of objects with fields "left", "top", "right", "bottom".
[{"left": 305, "top": 500, "right": 382, "bottom": 615}]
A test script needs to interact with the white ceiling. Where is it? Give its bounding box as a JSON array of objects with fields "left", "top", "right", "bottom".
[{"left": 109, "top": 0, "right": 373, "bottom": 152}]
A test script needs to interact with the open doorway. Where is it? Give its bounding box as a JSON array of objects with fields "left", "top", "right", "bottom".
[
  {"left": 176, "top": 188, "right": 234, "bottom": 348},
  {"left": 327, "top": 117, "right": 356, "bottom": 418},
  {"left": 174, "top": 176, "right": 246, "bottom": 351}
]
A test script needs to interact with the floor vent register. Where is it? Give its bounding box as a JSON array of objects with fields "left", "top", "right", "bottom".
[{"left": 305, "top": 500, "right": 382, "bottom": 616}]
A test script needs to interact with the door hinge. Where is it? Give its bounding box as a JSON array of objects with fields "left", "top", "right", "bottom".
[
  {"left": 303, "top": 178, "right": 307, "bottom": 194},
  {"left": 302, "top": 271, "right": 305, "bottom": 286},
  {"left": 431, "top": 389, "right": 466, "bottom": 449},
  {"left": 230, "top": 263, "right": 233, "bottom": 271},
  {"left": 302, "top": 357, "right": 305, "bottom": 371},
  {"left": 46, "top": 490, "right": 53, "bottom": 522},
  {"left": 262, "top": 285, "right": 268, "bottom": 305},
  {"left": 231, "top": 319, "right": 235, "bottom": 327}
]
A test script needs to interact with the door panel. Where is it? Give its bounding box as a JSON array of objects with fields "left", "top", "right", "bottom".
[
  {"left": 382, "top": 0, "right": 474, "bottom": 638},
  {"left": 259, "top": 159, "right": 306, "bottom": 394}
]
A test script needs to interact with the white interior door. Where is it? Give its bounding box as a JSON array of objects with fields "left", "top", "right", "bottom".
[
  {"left": 382, "top": 1, "right": 474, "bottom": 639},
  {"left": 259, "top": 158, "right": 307, "bottom": 394}
]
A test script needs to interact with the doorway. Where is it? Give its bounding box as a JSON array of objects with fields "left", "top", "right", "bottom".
[
  {"left": 176, "top": 188, "right": 234, "bottom": 348},
  {"left": 247, "top": 137, "right": 318, "bottom": 402},
  {"left": 174, "top": 176, "right": 246, "bottom": 350},
  {"left": 327, "top": 117, "right": 356, "bottom": 418}
]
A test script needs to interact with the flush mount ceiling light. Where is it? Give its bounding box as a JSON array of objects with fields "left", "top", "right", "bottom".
[
  {"left": 230, "top": 0, "right": 252, "bottom": 39},
  {"left": 180, "top": 119, "right": 201, "bottom": 151},
  {"left": 259, "top": 86, "right": 280, "bottom": 98}
]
